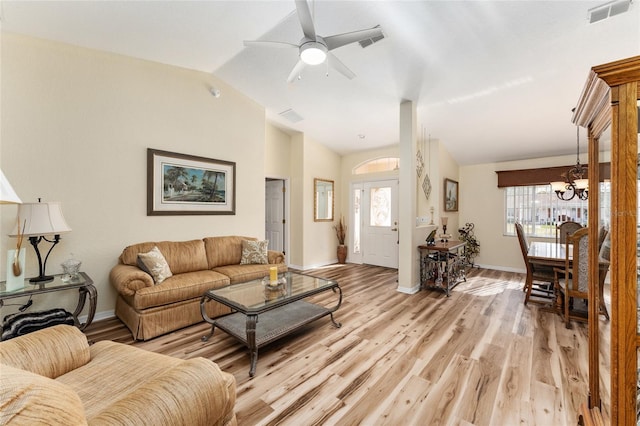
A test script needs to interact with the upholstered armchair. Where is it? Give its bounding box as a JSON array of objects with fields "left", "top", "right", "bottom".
[{"left": 0, "top": 325, "right": 237, "bottom": 425}]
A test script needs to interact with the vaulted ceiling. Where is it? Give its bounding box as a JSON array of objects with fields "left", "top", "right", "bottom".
[{"left": 2, "top": 1, "right": 639, "bottom": 165}]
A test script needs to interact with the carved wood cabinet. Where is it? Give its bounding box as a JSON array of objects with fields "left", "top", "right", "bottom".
[{"left": 573, "top": 55, "right": 640, "bottom": 425}]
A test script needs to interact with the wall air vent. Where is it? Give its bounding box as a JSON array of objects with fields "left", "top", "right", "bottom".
[
  {"left": 279, "top": 109, "right": 304, "bottom": 123},
  {"left": 358, "top": 25, "right": 385, "bottom": 48},
  {"left": 588, "top": 0, "right": 632, "bottom": 23}
]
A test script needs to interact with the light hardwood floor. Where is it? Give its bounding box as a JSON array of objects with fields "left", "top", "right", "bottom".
[{"left": 85, "top": 264, "right": 608, "bottom": 425}]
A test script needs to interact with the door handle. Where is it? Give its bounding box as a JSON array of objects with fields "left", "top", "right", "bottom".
[{"left": 391, "top": 228, "right": 398, "bottom": 231}]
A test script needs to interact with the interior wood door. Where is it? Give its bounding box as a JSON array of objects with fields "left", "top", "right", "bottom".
[{"left": 362, "top": 180, "right": 399, "bottom": 268}]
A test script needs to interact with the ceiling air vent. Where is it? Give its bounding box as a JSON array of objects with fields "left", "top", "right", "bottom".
[
  {"left": 279, "top": 109, "right": 304, "bottom": 123},
  {"left": 358, "top": 25, "right": 385, "bottom": 48},
  {"left": 588, "top": 0, "right": 632, "bottom": 23}
]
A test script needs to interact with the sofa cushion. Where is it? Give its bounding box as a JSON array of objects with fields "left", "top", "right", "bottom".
[
  {"left": 0, "top": 363, "right": 88, "bottom": 425},
  {"left": 204, "top": 236, "right": 255, "bottom": 268},
  {"left": 123, "top": 270, "right": 230, "bottom": 310},
  {"left": 213, "top": 263, "right": 287, "bottom": 285},
  {"left": 240, "top": 239, "right": 269, "bottom": 265},
  {"left": 57, "top": 340, "right": 183, "bottom": 420},
  {"left": 120, "top": 240, "right": 209, "bottom": 275},
  {"left": 137, "top": 246, "right": 173, "bottom": 284}
]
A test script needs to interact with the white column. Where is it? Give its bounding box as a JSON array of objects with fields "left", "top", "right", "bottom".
[{"left": 397, "top": 100, "right": 419, "bottom": 293}]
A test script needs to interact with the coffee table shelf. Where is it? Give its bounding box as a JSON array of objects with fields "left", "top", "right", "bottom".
[{"left": 214, "top": 300, "right": 333, "bottom": 347}]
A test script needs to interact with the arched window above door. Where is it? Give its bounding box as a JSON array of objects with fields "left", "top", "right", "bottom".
[{"left": 353, "top": 157, "right": 399, "bottom": 175}]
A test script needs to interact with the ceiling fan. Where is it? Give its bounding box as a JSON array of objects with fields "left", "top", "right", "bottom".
[{"left": 244, "top": 0, "right": 383, "bottom": 83}]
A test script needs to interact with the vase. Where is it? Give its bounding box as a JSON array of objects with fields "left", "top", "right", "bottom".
[
  {"left": 6, "top": 248, "right": 26, "bottom": 291},
  {"left": 337, "top": 245, "right": 347, "bottom": 264}
]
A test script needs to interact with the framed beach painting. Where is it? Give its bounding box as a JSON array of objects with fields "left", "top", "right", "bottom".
[
  {"left": 147, "top": 148, "right": 236, "bottom": 215},
  {"left": 444, "top": 178, "right": 458, "bottom": 212}
]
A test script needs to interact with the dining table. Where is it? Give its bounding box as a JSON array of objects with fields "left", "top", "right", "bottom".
[{"left": 527, "top": 241, "right": 571, "bottom": 268}]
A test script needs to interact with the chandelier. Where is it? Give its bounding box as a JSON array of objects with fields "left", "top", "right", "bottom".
[{"left": 551, "top": 125, "right": 588, "bottom": 201}]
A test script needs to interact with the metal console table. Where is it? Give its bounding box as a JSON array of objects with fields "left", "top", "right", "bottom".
[{"left": 418, "top": 240, "right": 466, "bottom": 296}]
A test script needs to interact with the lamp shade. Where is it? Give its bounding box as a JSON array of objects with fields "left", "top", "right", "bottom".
[
  {"left": 9, "top": 202, "right": 71, "bottom": 237},
  {"left": 574, "top": 178, "right": 589, "bottom": 190},
  {"left": 300, "top": 42, "right": 327, "bottom": 65},
  {"left": 0, "top": 169, "right": 22, "bottom": 204}
]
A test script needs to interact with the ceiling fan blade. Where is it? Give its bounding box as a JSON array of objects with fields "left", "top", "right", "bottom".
[
  {"left": 295, "top": 0, "right": 317, "bottom": 40},
  {"left": 324, "top": 25, "right": 383, "bottom": 51},
  {"left": 327, "top": 52, "right": 356, "bottom": 80},
  {"left": 244, "top": 40, "right": 298, "bottom": 49},
  {"left": 287, "top": 59, "right": 307, "bottom": 83}
]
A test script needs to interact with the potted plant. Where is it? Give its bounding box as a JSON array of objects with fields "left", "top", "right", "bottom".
[{"left": 334, "top": 216, "right": 347, "bottom": 264}]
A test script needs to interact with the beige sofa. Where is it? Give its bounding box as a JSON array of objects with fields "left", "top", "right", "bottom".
[
  {"left": 0, "top": 325, "right": 237, "bottom": 425},
  {"left": 110, "top": 236, "right": 286, "bottom": 340}
]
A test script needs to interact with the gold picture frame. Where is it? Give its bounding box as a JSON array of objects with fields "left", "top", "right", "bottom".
[{"left": 444, "top": 178, "right": 458, "bottom": 212}]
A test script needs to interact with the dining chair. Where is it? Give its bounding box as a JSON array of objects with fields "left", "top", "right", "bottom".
[
  {"left": 554, "top": 227, "right": 609, "bottom": 327},
  {"left": 556, "top": 221, "right": 582, "bottom": 244},
  {"left": 515, "top": 222, "right": 555, "bottom": 305}
]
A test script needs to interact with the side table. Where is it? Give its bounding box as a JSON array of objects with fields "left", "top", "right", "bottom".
[
  {"left": 0, "top": 272, "right": 97, "bottom": 333},
  {"left": 418, "top": 241, "right": 466, "bottom": 296}
]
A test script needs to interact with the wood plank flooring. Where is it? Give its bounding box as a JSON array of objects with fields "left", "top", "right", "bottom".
[{"left": 85, "top": 264, "right": 609, "bottom": 425}]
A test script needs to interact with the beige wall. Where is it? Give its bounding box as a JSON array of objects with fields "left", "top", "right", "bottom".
[
  {"left": 437, "top": 140, "right": 460, "bottom": 234},
  {"left": 459, "top": 153, "right": 579, "bottom": 272},
  {"left": 1, "top": 34, "right": 267, "bottom": 318},
  {"left": 301, "top": 135, "right": 342, "bottom": 269},
  {"left": 264, "top": 126, "right": 342, "bottom": 269},
  {"left": 265, "top": 124, "right": 292, "bottom": 178}
]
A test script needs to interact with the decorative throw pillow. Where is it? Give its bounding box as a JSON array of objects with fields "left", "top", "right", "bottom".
[
  {"left": 240, "top": 240, "right": 269, "bottom": 265},
  {"left": 137, "top": 246, "right": 173, "bottom": 284}
]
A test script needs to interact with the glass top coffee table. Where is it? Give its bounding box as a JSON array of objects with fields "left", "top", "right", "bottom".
[{"left": 200, "top": 271, "right": 342, "bottom": 377}]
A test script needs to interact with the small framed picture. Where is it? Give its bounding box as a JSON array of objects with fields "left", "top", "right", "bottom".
[{"left": 444, "top": 178, "right": 458, "bottom": 212}]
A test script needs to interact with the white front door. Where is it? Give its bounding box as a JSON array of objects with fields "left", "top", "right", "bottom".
[
  {"left": 362, "top": 180, "right": 399, "bottom": 268},
  {"left": 265, "top": 180, "right": 284, "bottom": 253}
]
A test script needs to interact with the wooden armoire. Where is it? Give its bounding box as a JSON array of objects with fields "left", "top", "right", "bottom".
[{"left": 573, "top": 55, "right": 640, "bottom": 425}]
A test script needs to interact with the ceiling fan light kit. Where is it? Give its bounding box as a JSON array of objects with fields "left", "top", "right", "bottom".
[
  {"left": 244, "top": 0, "right": 382, "bottom": 82},
  {"left": 300, "top": 41, "right": 327, "bottom": 65}
]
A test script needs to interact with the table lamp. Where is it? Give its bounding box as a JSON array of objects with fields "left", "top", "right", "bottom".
[
  {"left": 440, "top": 217, "right": 451, "bottom": 242},
  {"left": 9, "top": 199, "right": 71, "bottom": 282}
]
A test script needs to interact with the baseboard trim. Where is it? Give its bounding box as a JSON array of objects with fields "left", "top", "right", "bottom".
[
  {"left": 397, "top": 285, "right": 420, "bottom": 295},
  {"left": 79, "top": 310, "right": 115, "bottom": 325},
  {"left": 474, "top": 263, "right": 525, "bottom": 274}
]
